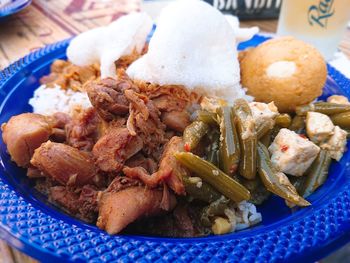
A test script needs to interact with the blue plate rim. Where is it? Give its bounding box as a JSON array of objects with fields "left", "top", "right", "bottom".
[
  {"left": 0, "top": 0, "right": 31, "bottom": 18},
  {"left": 0, "top": 35, "right": 350, "bottom": 262}
]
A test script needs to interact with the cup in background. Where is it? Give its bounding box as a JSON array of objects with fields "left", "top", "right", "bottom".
[{"left": 277, "top": 0, "right": 350, "bottom": 60}]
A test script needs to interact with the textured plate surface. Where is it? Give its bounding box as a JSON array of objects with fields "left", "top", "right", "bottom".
[
  {"left": 0, "top": 35, "right": 350, "bottom": 263},
  {"left": 0, "top": 0, "right": 31, "bottom": 18}
]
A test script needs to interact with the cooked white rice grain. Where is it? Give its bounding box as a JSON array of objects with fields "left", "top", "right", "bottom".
[{"left": 29, "top": 85, "right": 92, "bottom": 115}]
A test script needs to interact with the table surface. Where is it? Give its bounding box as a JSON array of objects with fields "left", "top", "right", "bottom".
[{"left": 1, "top": 0, "right": 350, "bottom": 262}]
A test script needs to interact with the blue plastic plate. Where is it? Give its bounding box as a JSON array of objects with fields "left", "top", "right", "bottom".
[
  {"left": 0, "top": 0, "right": 31, "bottom": 18},
  {"left": 0, "top": 35, "right": 350, "bottom": 263}
]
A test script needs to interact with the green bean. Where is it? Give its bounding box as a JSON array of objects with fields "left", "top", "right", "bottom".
[
  {"left": 175, "top": 152, "right": 251, "bottom": 202},
  {"left": 257, "top": 142, "right": 310, "bottom": 206},
  {"left": 196, "top": 110, "right": 218, "bottom": 126},
  {"left": 260, "top": 130, "right": 272, "bottom": 148},
  {"left": 217, "top": 107, "right": 240, "bottom": 175},
  {"left": 206, "top": 129, "right": 220, "bottom": 166},
  {"left": 300, "top": 149, "right": 332, "bottom": 198},
  {"left": 331, "top": 111, "right": 350, "bottom": 129},
  {"left": 289, "top": 115, "right": 305, "bottom": 134},
  {"left": 275, "top": 114, "right": 292, "bottom": 128},
  {"left": 289, "top": 176, "right": 306, "bottom": 194},
  {"left": 257, "top": 122, "right": 273, "bottom": 140},
  {"left": 296, "top": 102, "right": 350, "bottom": 116},
  {"left": 200, "top": 196, "right": 230, "bottom": 226},
  {"left": 183, "top": 121, "right": 209, "bottom": 151},
  {"left": 240, "top": 176, "right": 271, "bottom": 205},
  {"left": 233, "top": 99, "right": 257, "bottom": 180},
  {"left": 183, "top": 176, "right": 221, "bottom": 203}
]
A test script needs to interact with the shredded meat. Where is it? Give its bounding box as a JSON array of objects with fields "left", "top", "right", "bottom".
[
  {"left": 125, "top": 153, "right": 158, "bottom": 174},
  {"left": 123, "top": 136, "right": 187, "bottom": 195},
  {"left": 31, "top": 141, "right": 101, "bottom": 187},
  {"left": 92, "top": 128, "right": 143, "bottom": 173},
  {"left": 40, "top": 60, "right": 99, "bottom": 91},
  {"left": 65, "top": 108, "right": 101, "bottom": 151},
  {"left": 50, "top": 185, "right": 99, "bottom": 222},
  {"left": 97, "top": 186, "right": 177, "bottom": 234},
  {"left": 125, "top": 89, "right": 166, "bottom": 159},
  {"left": 105, "top": 176, "right": 142, "bottom": 193},
  {"left": 85, "top": 78, "right": 135, "bottom": 121},
  {"left": 1, "top": 113, "right": 53, "bottom": 167}
]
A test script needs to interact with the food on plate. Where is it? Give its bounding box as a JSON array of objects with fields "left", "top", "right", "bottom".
[
  {"left": 1, "top": 0, "right": 348, "bottom": 237},
  {"left": 240, "top": 37, "right": 327, "bottom": 112}
]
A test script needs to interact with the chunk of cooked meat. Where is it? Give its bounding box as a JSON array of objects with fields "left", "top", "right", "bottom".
[
  {"left": 93, "top": 128, "right": 143, "bottom": 173},
  {"left": 123, "top": 136, "right": 187, "bottom": 195},
  {"left": 85, "top": 78, "right": 135, "bottom": 121},
  {"left": 65, "top": 107, "right": 101, "bottom": 151},
  {"left": 125, "top": 89, "right": 166, "bottom": 159},
  {"left": 137, "top": 84, "right": 194, "bottom": 110},
  {"left": 161, "top": 110, "right": 190, "bottom": 132},
  {"left": 40, "top": 60, "right": 99, "bottom": 91},
  {"left": 50, "top": 185, "right": 99, "bottom": 222},
  {"left": 105, "top": 176, "right": 142, "bottom": 193},
  {"left": 31, "top": 141, "right": 99, "bottom": 186},
  {"left": 125, "top": 153, "right": 158, "bottom": 174},
  {"left": 2, "top": 113, "right": 53, "bottom": 167},
  {"left": 97, "top": 186, "right": 177, "bottom": 234}
]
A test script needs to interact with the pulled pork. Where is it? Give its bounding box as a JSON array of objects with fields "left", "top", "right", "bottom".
[
  {"left": 40, "top": 60, "right": 99, "bottom": 91},
  {"left": 123, "top": 136, "right": 188, "bottom": 195},
  {"left": 2, "top": 62, "right": 203, "bottom": 235}
]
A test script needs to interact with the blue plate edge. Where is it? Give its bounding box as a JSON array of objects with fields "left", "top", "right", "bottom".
[{"left": 0, "top": 35, "right": 349, "bottom": 262}]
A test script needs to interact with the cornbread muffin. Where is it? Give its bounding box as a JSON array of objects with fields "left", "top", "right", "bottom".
[{"left": 240, "top": 37, "right": 327, "bottom": 112}]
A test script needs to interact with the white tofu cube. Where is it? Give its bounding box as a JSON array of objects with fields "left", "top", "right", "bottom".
[
  {"left": 327, "top": 95, "right": 350, "bottom": 105},
  {"left": 249, "top": 102, "right": 278, "bottom": 129},
  {"left": 268, "top": 128, "right": 320, "bottom": 176},
  {"left": 321, "top": 126, "right": 347, "bottom": 161},
  {"left": 306, "top": 112, "right": 334, "bottom": 143}
]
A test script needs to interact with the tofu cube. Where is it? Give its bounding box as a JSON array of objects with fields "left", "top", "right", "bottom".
[
  {"left": 321, "top": 126, "right": 347, "bottom": 161},
  {"left": 249, "top": 102, "right": 278, "bottom": 129},
  {"left": 306, "top": 112, "right": 334, "bottom": 143},
  {"left": 269, "top": 128, "right": 320, "bottom": 176},
  {"left": 327, "top": 95, "right": 350, "bottom": 105}
]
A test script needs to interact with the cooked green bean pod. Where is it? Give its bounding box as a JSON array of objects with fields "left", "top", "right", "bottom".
[
  {"left": 257, "top": 122, "right": 273, "bottom": 140},
  {"left": 257, "top": 142, "right": 310, "bottom": 206},
  {"left": 206, "top": 129, "right": 220, "bottom": 166},
  {"left": 200, "top": 196, "right": 230, "bottom": 226},
  {"left": 233, "top": 99, "right": 257, "bottom": 180},
  {"left": 183, "top": 121, "right": 209, "bottom": 151},
  {"left": 275, "top": 114, "right": 292, "bottom": 128},
  {"left": 217, "top": 107, "right": 240, "bottom": 175},
  {"left": 175, "top": 152, "right": 251, "bottom": 202},
  {"left": 240, "top": 176, "right": 271, "bottom": 205},
  {"left": 183, "top": 176, "right": 221, "bottom": 203},
  {"left": 196, "top": 110, "right": 218, "bottom": 126},
  {"left": 289, "top": 115, "right": 306, "bottom": 134},
  {"left": 330, "top": 111, "right": 350, "bottom": 129},
  {"left": 260, "top": 130, "right": 272, "bottom": 148},
  {"left": 289, "top": 176, "right": 306, "bottom": 194},
  {"left": 300, "top": 149, "right": 332, "bottom": 198},
  {"left": 296, "top": 102, "right": 350, "bottom": 116}
]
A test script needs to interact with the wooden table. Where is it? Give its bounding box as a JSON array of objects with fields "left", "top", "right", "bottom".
[{"left": 0, "top": 1, "right": 350, "bottom": 262}]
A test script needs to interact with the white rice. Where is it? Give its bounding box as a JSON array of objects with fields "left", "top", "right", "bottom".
[
  {"left": 29, "top": 84, "right": 92, "bottom": 115},
  {"left": 225, "top": 200, "right": 262, "bottom": 232}
]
